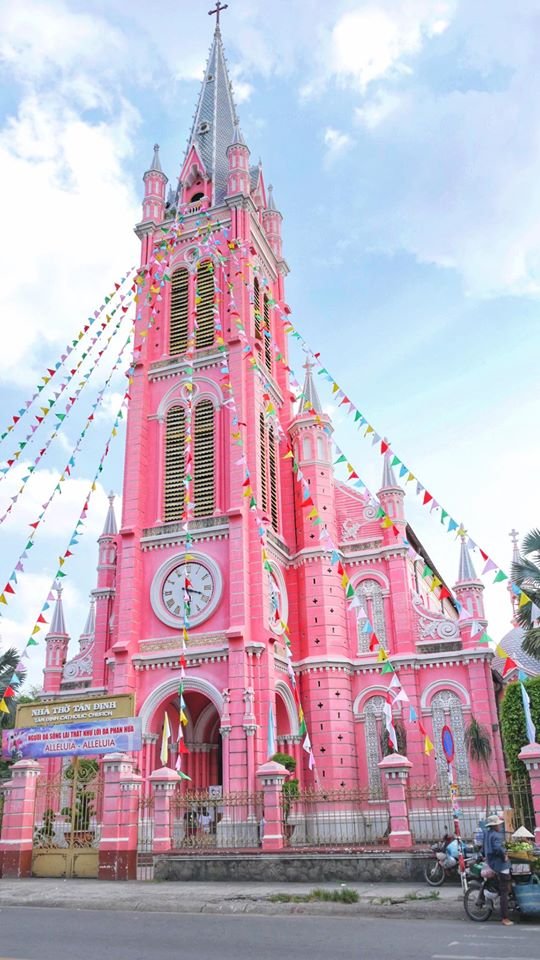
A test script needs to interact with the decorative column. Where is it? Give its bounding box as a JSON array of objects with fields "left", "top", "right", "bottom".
[
  {"left": 378, "top": 753, "right": 413, "bottom": 850},
  {"left": 257, "top": 760, "right": 288, "bottom": 852},
  {"left": 99, "top": 753, "right": 142, "bottom": 880},
  {"left": 149, "top": 767, "right": 178, "bottom": 854},
  {"left": 518, "top": 743, "right": 540, "bottom": 844},
  {"left": 0, "top": 759, "right": 41, "bottom": 878}
]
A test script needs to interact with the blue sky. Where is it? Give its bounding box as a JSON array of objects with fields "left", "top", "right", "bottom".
[{"left": 0, "top": 0, "right": 539, "bottom": 687}]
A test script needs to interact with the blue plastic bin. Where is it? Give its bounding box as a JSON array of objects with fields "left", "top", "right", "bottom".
[{"left": 514, "top": 875, "right": 540, "bottom": 916}]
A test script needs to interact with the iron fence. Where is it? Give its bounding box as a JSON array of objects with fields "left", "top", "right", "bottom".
[
  {"left": 281, "top": 788, "right": 390, "bottom": 848},
  {"left": 137, "top": 793, "right": 155, "bottom": 881},
  {"left": 169, "top": 789, "right": 263, "bottom": 851}
]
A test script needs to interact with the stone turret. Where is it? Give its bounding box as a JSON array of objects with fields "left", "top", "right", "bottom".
[
  {"left": 142, "top": 144, "right": 168, "bottom": 224},
  {"left": 226, "top": 123, "right": 251, "bottom": 198},
  {"left": 262, "top": 185, "right": 283, "bottom": 259}
]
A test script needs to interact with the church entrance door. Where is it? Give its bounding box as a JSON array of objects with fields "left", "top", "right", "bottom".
[{"left": 32, "top": 758, "right": 103, "bottom": 878}]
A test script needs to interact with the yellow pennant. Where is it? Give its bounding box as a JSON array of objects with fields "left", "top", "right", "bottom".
[
  {"left": 307, "top": 507, "right": 318, "bottom": 520},
  {"left": 376, "top": 648, "right": 388, "bottom": 662},
  {"left": 495, "top": 643, "right": 508, "bottom": 659},
  {"left": 341, "top": 573, "right": 348, "bottom": 589},
  {"left": 519, "top": 591, "right": 531, "bottom": 607},
  {"left": 381, "top": 517, "right": 393, "bottom": 529},
  {"left": 180, "top": 709, "right": 188, "bottom": 726},
  {"left": 283, "top": 451, "right": 294, "bottom": 460},
  {"left": 424, "top": 736, "right": 434, "bottom": 756},
  {"left": 0, "top": 699, "right": 10, "bottom": 714}
]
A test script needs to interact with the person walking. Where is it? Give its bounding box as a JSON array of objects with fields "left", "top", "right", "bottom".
[{"left": 484, "top": 814, "right": 513, "bottom": 926}]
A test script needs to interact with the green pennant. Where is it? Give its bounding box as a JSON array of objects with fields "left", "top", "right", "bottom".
[
  {"left": 334, "top": 455, "right": 347, "bottom": 464},
  {"left": 27, "top": 637, "right": 38, "bottom": 647},
  {"left": 493, "top": 570, "right": 508, "bottom": 583},
  {"left": 346, "top": 584, "right": 355, "bottom": 598},
  {"left": 441, "top": 509, "right": 448, "bottom": 525},
  {"left": 354, "top": 411, "right": 362, "bottom": 422},
  {"left": 298, "top": 719, "right": 307, "bottom": 736},
  {"left": 422, "top": 564, "right": 433, "bottom": 578},
  {"left": 376, "top": 507, "right": 385, "bottom": 518},
  {"left": 381, "top": 661, "right": 395, "bottom": 674},
  {"left": 391, "top": 455, "right": 401, "bottom": 467},
  {"left": 478, "top": 632, "right": 491, "bottom": 644}
]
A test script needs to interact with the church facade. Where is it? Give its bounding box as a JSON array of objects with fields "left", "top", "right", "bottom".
[{"left": 42, "top": 23, "right": 506, "bottom": 805}]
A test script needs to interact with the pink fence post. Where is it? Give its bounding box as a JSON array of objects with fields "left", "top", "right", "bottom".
[
  {"left": 518, "top": 743, "right": 540, "bottom": 844},
  {"left": 99, "top": 753, "right": 142, "bottom": 880},
  {"left": 149, "top": 767, "right": 178, "bottom": 854},
  {"left": 378, "top": 753, "right": 413, "bottom": 850},
  {"left": 0, "top": 759, "right": 41, "bottom": 878},
  {"left": 257, "top": 760, "right": 288, "bottom": 852}
]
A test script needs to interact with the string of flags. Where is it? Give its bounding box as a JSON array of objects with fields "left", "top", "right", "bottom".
[
  {"left": 0, "top": 268, "right": 136, "bottom": 446},
  {"left": 0, "top": 317, "right": 133, "bottom": 528},
  {"left": 0, "top": 330, "right": 133, "bottom": 609},
  {"left": 0, "top": 384, "right": 131, "bottom": 713}
]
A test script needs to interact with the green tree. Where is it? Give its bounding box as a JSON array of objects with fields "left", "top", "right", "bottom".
[
  {"left": 512, "top": 529, "right": 540, "bottom": 658},
  {"left": 501, "top": 677, "right": 540, "bottom": 776}
]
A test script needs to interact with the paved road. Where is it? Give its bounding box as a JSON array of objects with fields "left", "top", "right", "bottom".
[{"left": 0, "top": 908, "right": 538, "bottom": 960}]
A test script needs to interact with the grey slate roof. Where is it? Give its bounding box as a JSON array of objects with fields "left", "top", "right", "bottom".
[
  {"left": 457, "top": 536, "right": 478, "bottom": 582},
  {"left": 80, "top": 597, "right": 96, "bottom": 640},
  {"left": 493, "top": 626, "right": 540, "bottom": 678},
  {"left": 184, "top": 25, "right": 238, "bottom": 205},
  {"left": 301, "top": 359, "right": 323, "bottom": 414},
  {"left": 149, "top": 143, "right": 163, "bottom": 173},
  {"left": 49, "top": 583, "right": 67, "bottom": 636},
  {"left": 381, "top": 452, "right": 398, "bottom": 489},
  {"left": 101, "top": 493, "right": 118, "bottom": 537}
]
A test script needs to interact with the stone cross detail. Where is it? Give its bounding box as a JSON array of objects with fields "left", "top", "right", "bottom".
[
  {"left": 509, "top": 529, "right": 519, "bottom": 548},
  {"left": 208, "top": 2, "right": 228, "bottom": 25}
]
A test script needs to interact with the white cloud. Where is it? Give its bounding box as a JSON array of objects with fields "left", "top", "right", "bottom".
[
  {"left": 323, "top": 126, "right": 352, "bottom": 162},
  {"left": 355, "top": 90, "right": 403, "bottom": 129},
  {"left": 0, "top": 1, "right": 139, "bottom": 387},
  {"left": 0, "top": 463, "right": 115, "bottom": 540}
]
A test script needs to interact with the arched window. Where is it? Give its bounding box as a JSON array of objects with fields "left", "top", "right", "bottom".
[
  {"left": 193, "top": 399, "right": 215, "bottom": 517},
  {"left": 263, "top": 293, "right": 272, "bottom": 372},
  {"left": 268, "top": 425, "right": 279, "bottom": 533},
  {"left": 169, "top": 269, "right": 189, "bottom": 356},
  {"left": 195, "top": 261, "right": 215, "bottom": 348},
  {"left": 259, "top": 411, "right": 268, "bottom": 513},
  {"left": 253, "top": 277, "right": 262, "bottom": 340},
  {"left": 316, "top": 435, "right": 325, "bottom": 460},
  {"left": 431, "top": 690, "right": 471, "bottom": 795},
  {"left": 363, "top": 696, "right": 386, "bottom": 799},
  {"left": 302, "top": 436, "right": 312, "bottom": 460},
  {"left": 357, "top": 579, "right": 387, "bottom": 653},
  {"left": 164, "top": 406, "right": 185, "bottom": 521}
]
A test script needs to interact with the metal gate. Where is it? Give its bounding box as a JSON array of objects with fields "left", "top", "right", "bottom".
[{"left": 32, "top": 759, "right": 102, "bottom": 878}]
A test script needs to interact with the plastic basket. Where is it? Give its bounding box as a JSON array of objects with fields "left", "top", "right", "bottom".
[{"left": 514, "top": 875, "right": 540, "bottom": 917}]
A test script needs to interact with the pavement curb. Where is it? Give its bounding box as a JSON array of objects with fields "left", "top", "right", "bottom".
[{"left": 0, "top": 892, "right": 463, "bottom": 920}]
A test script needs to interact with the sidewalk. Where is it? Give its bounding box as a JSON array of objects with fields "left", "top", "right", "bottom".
[{"left": 0, "top": 878, "right": 464, "bottom": 919}]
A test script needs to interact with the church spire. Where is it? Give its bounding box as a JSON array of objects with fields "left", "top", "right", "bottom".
[
  {"left": 457, "top": 533, "right": 478, "bottom": 583},
  {"left": 148, "top": 143, "right": 163, "bottom": 173},
  {"left": 381, "top": 450, "right": 398, "bottom": 490},
  {"left": 184, "top": 15, "right": 238, "bottom": 205},
  {"left": 49, "top": 582, "right": 67, "bottom": 635},
  {"left": 301, "top": 357, "right": 323, "bottom": 414},
  {"left": 101, "top": 492, "right": 118, "bottom": 538}
]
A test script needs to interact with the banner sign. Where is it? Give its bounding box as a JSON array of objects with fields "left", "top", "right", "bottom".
[
  {"left": 2, "top": 716, "right": 141, "bottom": 759},
  {"left": 15, "top": 693, "right": 135, "bottom": 729}
]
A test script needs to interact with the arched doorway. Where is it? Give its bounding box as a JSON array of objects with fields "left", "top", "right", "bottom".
[{"left": 151, "top": 691, "right": 222, "bottom": 790}]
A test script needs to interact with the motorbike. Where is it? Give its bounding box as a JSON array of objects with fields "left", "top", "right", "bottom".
[
  {"left": 424, "top": 838, "right": 478, "bottom": 887},
  {"left": 464, "top": 858, "right": 540, "bottom": 921}
]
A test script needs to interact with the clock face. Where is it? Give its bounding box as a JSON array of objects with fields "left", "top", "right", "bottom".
[
  {"left": 151, "top": 553, "right": 222, "bottom": 629},
  {"left": 162, "top": 562, "right": 215, "bottom": 623},
  {"left": 268, "top": 568, "right": 287, "bottom": 635}
]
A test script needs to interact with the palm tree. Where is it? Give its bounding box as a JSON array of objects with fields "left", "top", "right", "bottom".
[
  {"left": 0, "top": 647, "right": 23, "bottom": 725},
  {"left": 512, "top": 529, "right": 540, "bottom": 658},
  {"left": 465, "top": 716, "right": 502, "bottom": 805}
]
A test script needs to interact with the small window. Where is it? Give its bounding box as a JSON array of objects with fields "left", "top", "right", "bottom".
[
  {"left": 190, "top": 192, "right": 204, "bottom": 202},
  {"left": 198, "top": 121, "right": 210, "bottom": 134}
]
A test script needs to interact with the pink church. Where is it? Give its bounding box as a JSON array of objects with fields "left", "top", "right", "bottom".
[{"left": 43, "top": 22, "right": 506, "bottom": 824}]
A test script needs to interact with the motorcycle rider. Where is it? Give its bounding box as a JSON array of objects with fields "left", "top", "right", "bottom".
[{"left": 484, "top": 813, "right": 513, "bottom": 926}]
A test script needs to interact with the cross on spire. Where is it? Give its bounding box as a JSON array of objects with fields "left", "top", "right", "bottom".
[
  {"left": 509, "top": 528, "right": 520, "bottom": 548},
  {"left": 208, "top": 2, "right": 228, "bottom": 25}
]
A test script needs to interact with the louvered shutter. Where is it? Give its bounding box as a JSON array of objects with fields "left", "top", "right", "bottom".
[
  {"left": 259, "top": 411, "right": 268, "bottom": 512},
  {"left": 169, "top": 269, "right": 189, "bottom": 356},
  {"left": 195, "top": 261, "right": 215, "bottom": 348},
  {"left": 164, "top": 406, "right": 185, "bottom": 521},
  {"left": 269, "top": 425, "right": 279, "bottom": 532},
  {"left": 263, "top": 293, "right": 272, "bottom": 371},
  {"left": 194, "top": 399, "right": 215, "bottom": 517},
  {"left": 254, "top": 277, "right": 262, "bottom": 340}
]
